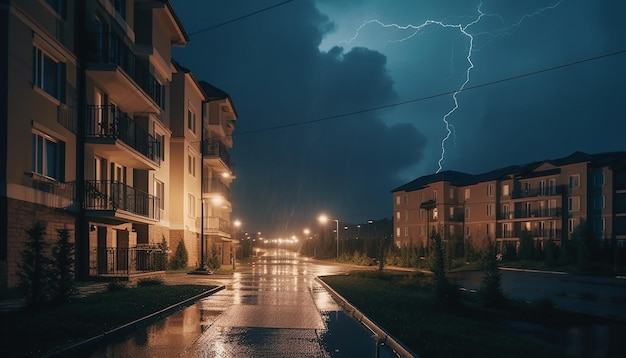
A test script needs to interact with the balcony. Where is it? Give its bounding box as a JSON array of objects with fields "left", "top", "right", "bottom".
[
  {"left": 84, "top": 180, "right": 160, "bottom": 224},
  {"left": 85, "top": 105, "right": 160, "bottom": 169},
  {"left": 86, "top": 32, "right": 163, "bottom": 113},
  {"left": 499, "top": 229, "right": 563, "bottom": 240},
  {"left": 203, "top": 216, "right": 231, "bottom": 235},
  {"left": 202, "top": 178, "right": 231, "bottom": 202},
  {"left": 511, "top": 185, "right": 566, "bottom": 199},
  {"left": 90, "top": 247, "right": 167, "bottom": 276},
  {"left": 498, "top": 208, "right": 561, "bottom": 220},
  {"left": 23, "top": 174, "right": 76, "bottom": 210},
  {"left": 203, "top": 139, "right": 233, "bottom": 172}
]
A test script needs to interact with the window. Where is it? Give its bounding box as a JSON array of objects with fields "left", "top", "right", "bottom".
[
  {"left": 419, "top": 192, "right": 424, "bottom": 202},
  {"left": 465, "top": 188, "right": 470, "bottom": 199},
  {"left": 396, "top": 211, "right": 401, "bottom": 220},
  {"left": 594, "top": 195, "right": 605, "bottom": 209},
  {"left": 568, "top": 196, "right": 580, "bottom": 211},
  {"left": 32, "top": 131, "right": 64, "bottom": 180},
  {"left": 568, "top": 218, "right": 576, "bottom": 233},
  {"left": 487, "top": 184, "right": 494, "bottom": 197},
  {"left": 419, "top": 209, "right": 424, "bottom": 219},
  {"left": 396, "top": 196, "right": 400, "bottom": 205},
  {"left": 432, "top": 208, "right": 438, "bottom": 220},
  {"left": 449, "top": 225, "right": 455, "bottom": 235},
  {"left": 432, "top": 190, "right": 437, "bottom": 201},
  {"left": 155, "top": 132, "right": 165, "bottom": 161},
  {"left": 502, "top": 184, "right": 510, "bottom": 196},
  {"left": 187, "top": 107, "right": 196, "bottom": 134},
  {"left": 403, "top": 195, "right": 408, "bottom": 204},
  {"left": 465, "top": 207, "right": 470, "bottom": 219},
  {"left": 569, "top": 174, "right": 580, "bottom": 189},
  {"left": 502, "top": 204, "right": 510, "bottom": 218},
  {"left": 403, "top": 210, "right": 408, "bottom": 221},
  {"left": 188, "top": 152, "right": 196, "bottom": 177},
  {"left": 449, "top": 207, "right": 454, "bottom": 219},
  {"left": 524, "top": 182, "right": 531, "bottom": 192},
  {"left": 449, "top": 188, "right": 454, "bottom": 199},
  {"left": 154, "top": 179, "right": 164, "bottom": 210},
  {"left": 487, "top": 204, "right": 494, "bottom": 217},
  {"left": 33, "top": 47, "right": 65, "bottom": 102},
  {"left": 539, "top": 181, "right": 546, "bottom": 195},
  {"left": 396, "top": 227, "right": 400, "bottom": 237},
  {"left": 404, "top": 227, "right": 409, "bottom": 237},
  {"left": 188, "top": 193, "right": 196, "bottom": 217},
  {"left": 465, "top": 226, "right": 470, "bottom": 236},
  {"left": 594, "top": 172, "right": 605, "bottom": 187}
]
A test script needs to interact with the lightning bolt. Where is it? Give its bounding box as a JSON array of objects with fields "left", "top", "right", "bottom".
[{"left": 341, "top": 1, "right": 564, "bottom": 173}]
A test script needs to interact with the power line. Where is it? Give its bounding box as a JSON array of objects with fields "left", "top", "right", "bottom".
[
  {"left": 188, "top": 0, "right": 296, "bottom": 36},
  {"left": 230, "top": 48, "right": 626, "bottom": 138}
]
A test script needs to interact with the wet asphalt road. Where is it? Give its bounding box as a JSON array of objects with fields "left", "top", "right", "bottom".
[{"left": 83, "top": 249, "right": 397, "bottom": 357}]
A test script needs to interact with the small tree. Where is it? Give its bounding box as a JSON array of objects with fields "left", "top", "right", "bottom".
[
  {"left": 18, "top": 222, "right": 53, "bottom": 307},
  {"left": 479, "top": 238, "right": 506, "bottom": 308},
  {"left": 518, "top": 229, "right": 534, "bottom": 260},
  {"left": 51, "top": 228, "right": 76, "bottom": 303},
  {"left": 155, "top": 235, "right": 169, "bottom": 270},
  {"left": 430, "top": 231, "right": 458, "bottom": 305},
  {"left": 169, "top": 240, "right": 188, "bottom": 270},
  {"left": 207, "top": 241, "right": 220, "bottom": 270}
]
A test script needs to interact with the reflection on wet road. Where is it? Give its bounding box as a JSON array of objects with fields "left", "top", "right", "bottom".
[{"left": 84, "top": 249, "right": 396, "bottom": 357}]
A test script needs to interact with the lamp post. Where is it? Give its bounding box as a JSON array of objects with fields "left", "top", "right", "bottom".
[
  {"left": 318, "top": 214, "right": 339, "bottom": 260},
  {"left": 232, "top": 220, "right": 241, "bottom": 269}
]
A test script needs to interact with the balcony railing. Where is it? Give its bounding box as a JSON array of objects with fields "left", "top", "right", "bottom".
[
  {"left": 84, "top": 180, "right": 160, "bottom": 221},
  {"left": 202, "top": 178, "right": 230, "bottom": 201},
  {"left": 498, "top": 208, "right": 561, "bottom": 220},
  {"left": 511, "top": 185, "right": 566, "bottom": 199},
  {"left": 203, "top": 216, "right": 230, "bottom": 233},
  {"left": 85, "top": 105, "right": 161, "bottom": 164},
  {"left": 202, "top": 139, "right": 231, "bottom": 169},
  {"left": 90, "top": 247, "right": 167, "bottom": 275},
  {"left": 499, "top": 229, "right": 562, "bottom": 240},
  {"left": 24, "top": 174, "right": 76, "bottom": 209},
  {"left": 88, "top": 32, "right": 164, "bottom": 108}
]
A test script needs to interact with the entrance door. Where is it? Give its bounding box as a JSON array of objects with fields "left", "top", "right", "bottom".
[{"left": 97, "top": 226, "right": 108, "bottom": 274}]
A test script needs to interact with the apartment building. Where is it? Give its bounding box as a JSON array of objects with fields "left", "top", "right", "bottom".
[
  {"left": 0, "top": 0, "right": 238, "bottom": 291},
  {"left": 392, "top": 151, "right": 626, "bottom": 252}
]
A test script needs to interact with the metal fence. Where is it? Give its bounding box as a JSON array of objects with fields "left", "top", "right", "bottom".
[{"left": 90, "top": 247, "right": 167, "bottom": 276}]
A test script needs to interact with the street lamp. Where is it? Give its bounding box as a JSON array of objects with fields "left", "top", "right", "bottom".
[{"left": 318, "top": 214, "right": 339, "bottom": 260}]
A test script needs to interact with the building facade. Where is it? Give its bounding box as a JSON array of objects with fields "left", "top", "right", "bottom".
[
  {"left": 0, "top": 0, "right": 238, "bottom": 291},
  {"left": 392, "top": 152, "right": 626, "bottom": 253}
]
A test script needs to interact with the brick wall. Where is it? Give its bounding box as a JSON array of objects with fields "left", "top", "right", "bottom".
[{"left": 5, "top": 198, "right": 75, "bottom": 289}]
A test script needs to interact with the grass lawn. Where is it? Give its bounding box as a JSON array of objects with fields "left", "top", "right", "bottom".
[
  {"left": 0, "top": 284, "right": 215, "bottom": 357},
  {"left": 321, "top": 271, "right": 612, "bottom": 358}
]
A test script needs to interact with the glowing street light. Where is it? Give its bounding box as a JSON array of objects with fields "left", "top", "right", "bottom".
[{"left": 318, "top": 214, "right": 339, "bottom": 260}]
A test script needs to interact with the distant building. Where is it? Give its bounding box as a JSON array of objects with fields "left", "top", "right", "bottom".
[
  {"left": 392, "top": 151, "right": 626, "bottom": 252},
  {"left": 0, "top": 0, "right": 238, "bottom": 291}
]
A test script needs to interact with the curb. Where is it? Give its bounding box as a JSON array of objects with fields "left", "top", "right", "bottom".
[
  {"left": 42, "top": 285, "right": 225, "bottom": 357},
  {"left": 315, "top": 277, "right": 419, "bottom": 358}
]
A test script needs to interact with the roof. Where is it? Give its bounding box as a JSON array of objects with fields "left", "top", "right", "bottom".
[{"left": 392, "top": 150, "right": 626, "bottom": 193}]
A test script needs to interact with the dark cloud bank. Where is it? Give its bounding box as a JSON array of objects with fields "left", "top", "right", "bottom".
[{"left": 172, "top": 0, "right": 426, "bottom": 235}]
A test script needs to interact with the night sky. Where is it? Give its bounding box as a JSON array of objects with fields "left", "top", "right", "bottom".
[{"left": 170, "top": 0, "right": 626, "bottom": 238}]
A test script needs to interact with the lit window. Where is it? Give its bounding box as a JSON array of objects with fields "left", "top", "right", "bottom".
[
  {"left": 33, "top": 47, "right": 65, "bottom": 102},
  {"left": 465, "top": 188, "right": 470, "bottom": 199},
  {"left": 396, "top": 227, "right": 400, "bottom": 237},
  {"left": 32, "top": 131, "right": 64, "bottom": 180},
  {"left": 502, "top": 184, "right": 510, "bottom": 196}
]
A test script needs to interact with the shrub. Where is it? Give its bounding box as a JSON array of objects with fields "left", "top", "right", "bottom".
[
  {"left": 169, "top": 240, "right": 188, "bottom": 270},
  {"left": 18, "top": 222, "right": 53, "bottom": 307},
  {"left": 137, "top": 278, "right": 163, "bottom": 287},
  {"left": 207, "top": 241, "right": 220, "bottom": 270},
  {"left": 479, "top": 239, "right": 506, "bottom": 308},
  {"left": 107, "top": 280, "right": 126, "bottom": 292},
  {"left": 50, "top": 228, "right": 77, "bottom": 303}
]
